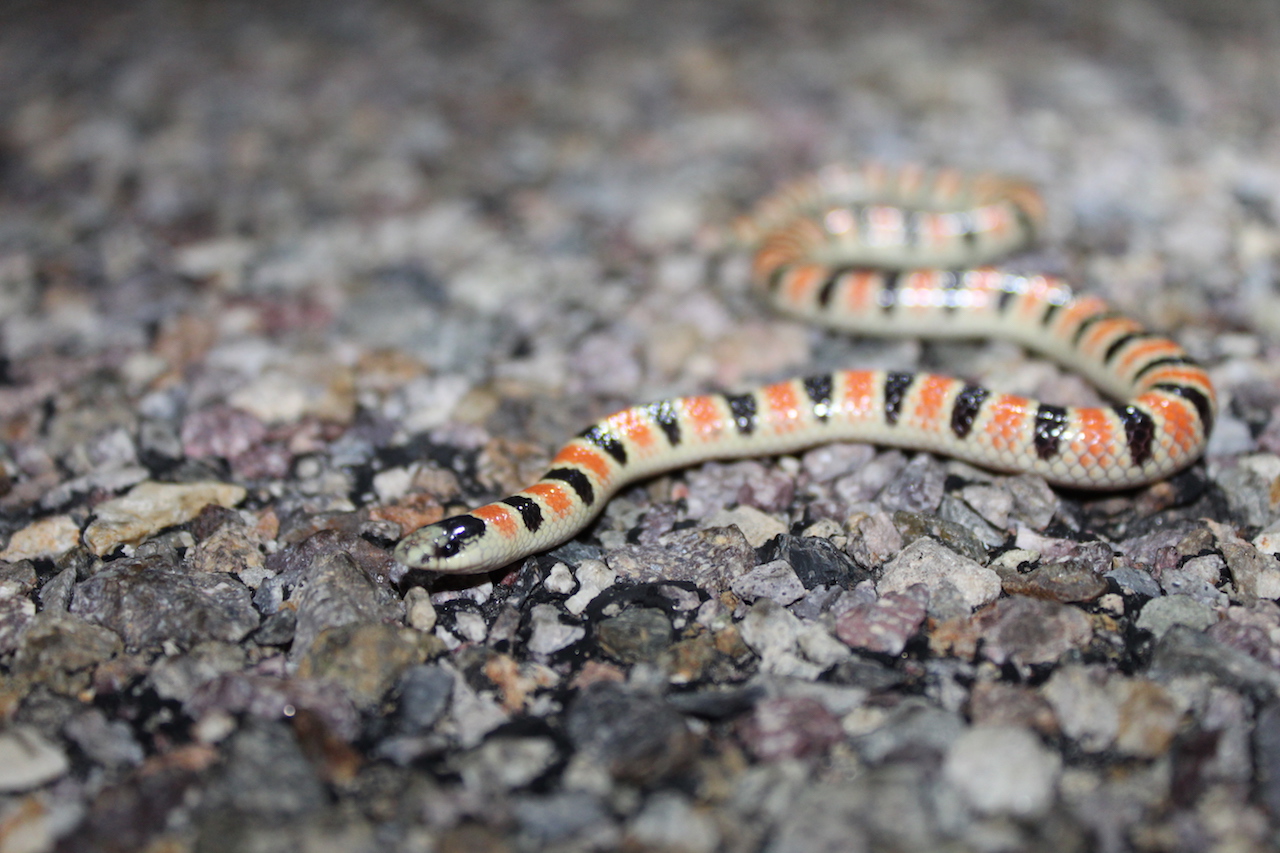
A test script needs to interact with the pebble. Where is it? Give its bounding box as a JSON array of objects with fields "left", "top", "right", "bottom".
[
  {"left": 702, "top": 505, "right": 788, "bottom": 547},
  {"left": 1105, "top": 564, "right": 1163, "bottom": 598},
  {"left": 1041, "top": 666, "right": 1184, "bottom": 757},
  {"left": 1148, "top": 625, "right": 1280, "bottom": 699},
  {"left": 459, "top": 736, "right": 559, "bottom": 792},
  {"left": 12, "top": 612, "right": 122, "bottom": 695},
  {"left": 295, "top": 622, "right": 443, "bottom": 709},
  {"left": 878, "top": 537, "right": 1001, "bottom": 612},
  {"left": 0, "top": 726, "right": 69, "bottom": 792},
  {"left": 851, "top": 701, "right": 964, "bottom": 764},
  {"left": 0, "top": 514, "right": 81, "bottom": 561},
  {"left": 729, "top": 559, "right": 807, "bottom": 606},
  {"left": 1000, "top": 558, "right": 1110, "bottom": 603},
  {"left": 1136, "top": 595, "right": 1219, "bottom": 638},
  {"left": 82, "top": 480, "right": 247, "bottom": 556},
  {"left": 875, "top": 454, "right": 946, "bottom": 513},
  {"left": 202, "top": 720, "right": 327, "bottom": 818},
  {"left": 404, "top": 586, "right": 437, "bottom": 632},
  {"left": 544, "top": 562, "right": 576, "bottom": 595},
  {"left": 275, "top": 547, "right": 402, "bottom": 665},
  {"left": 1221, "top": 541, "right": 1280, "bottom": 600},
  {"left": 627, "top": 792, "right": 720, "bottom": 853},
  {"left": 391, "top": 663, "right": 455, "bottom": 733},
  {"left": 738, "top": 599, "right": 823, "bottom": 679},
  {"left": 834, "top": 585, "right": 928, "bottom": 656},
  {"left": 943, "top": 725, "right": 1060, "bottom": 817},
  {"left": 147, "top": 644, "right": 244, "bottom": 708},
  {"left": 526, "top": 604, "right": 585, "bottom": 656},
  {"left": 894, "top": 511, "right": 988, "bottom": 566},
  {"left": 512, "top": 792, "right": 616, "bottom": 848},
  {"left": 764, "top": 535, "right": 868, "bottom": 590},
  {"left": 968, "top": 681, "right": 1058, "bottom": 735},
  {"left": 566, "top": 682, "right": 696, "bottom": 785},
  {"left": 979, "top": 596, "right": 1094, "bottom": 667},
  {"left": 737, "top": 695, "right": 845, "bottom": 761},
  {"left": 0, "top": 596, "right": 34, "bottom": 655},
  {"left": 844, "top": 511, "right": 903, "bottom": 569},
  {"left": 596, "top": 607, "right": 674, "bottom": 664},
  {"left": 565, "top": 559, "right": 617, "bottom": 616},
  {"left": 607, "top": 525, "right": 754, "bottom": 591},
  {"left": 64, "top": 707, "right": 145, "bottom": 767}
]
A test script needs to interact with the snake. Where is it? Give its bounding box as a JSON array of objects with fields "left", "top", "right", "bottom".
[{"left": 394, "top": 163, "right": 1216, "bottom": 575}]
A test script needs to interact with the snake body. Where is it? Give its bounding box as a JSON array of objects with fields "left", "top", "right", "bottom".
[{"left": 395, "top": 164, "right": 1216, "bottom": 574}]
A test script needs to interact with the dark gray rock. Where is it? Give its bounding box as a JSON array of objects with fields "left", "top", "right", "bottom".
[{"left": 70, "top": 554, "right": 258, "bottom": 650}]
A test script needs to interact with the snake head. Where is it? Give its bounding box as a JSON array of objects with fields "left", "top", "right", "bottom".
[{"left": 393, "top": 515, "right": 498, "bottom": 574}]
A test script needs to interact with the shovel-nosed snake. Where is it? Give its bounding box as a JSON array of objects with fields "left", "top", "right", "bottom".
[{"left": 395, "top": 163, "right": 1216, "bottom": 575}]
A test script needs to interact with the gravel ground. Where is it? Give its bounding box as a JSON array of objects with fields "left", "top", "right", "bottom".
[{"left": 3, "top": 1, "right": 1280, "bottom": 851}]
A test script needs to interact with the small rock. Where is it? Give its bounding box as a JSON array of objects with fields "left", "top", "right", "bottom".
[
  {"left": 878, "top": 538, "right": 1000, "bottom": 612},
  {"left": 1148, "top": 624, "right": 1280, "bottom": 699},
  {"left": 526, "top": 604, "right": 584, "bottom": 656},
  {"left": 566, "top": 682, "right": 696, "bottom": 785},
  {"left": 607, "top": 526, "right": 754, "bottom": 592},
  {"left": 148, "top": 642, "right": 247, "bottom": 703},
  {"left": 764, "top": 535, "right": 868, "bottom": 589},
  {"left": 943, "top": 725, "right": 1060, "bottom": 817},
  {"left": 184, "top": 525, "right": 266, "bottom": 581},
  {"left": 968, "top": 681, "right": 1058, "bottom": 735},
  {"left": 71, "top": 554, "right": 259, "bottom": 651},
  {"left": 959, "top": 483, "right": 1014, "bottom": 528},
  {"left": 627, "top": 792, "right": 719, "bottom": 853},
  {"left": 82, "top": 480, "right": 247, "bottom": 556},
  {"left": 1105, "top": 564, "right": 1162, "bottom": 598},
  {"left": 845, "top": 511, "right": 903, "bottom": 569},
  {"left": 893, "top": 510, "right": 987, "bottom": 564},
  {"left": 1040, "top": 665, "right": 1119, "bottom": 752},
  {"left": 0, "top": 515, "right": 81, "bottom": 561},
  {"left": 1001, "top": 559, "right": 1109, "bottom": 603},
  {"left": 876, "top": 454, "right": 946, "bottom": 513},
  {"left": 203, "top": 720, "right": 326, "bottom": 818},
  {"left": 296, "top": 622, "right": 443, "bottom": 709},
  {"left": 0, "top": 726, "right": 69, "bottom": 792},
  {"left": 737, "top": 695, "right": 844, "bottom": 761},
  {"left": 391, "top": 663, "right": 456, "bottom": 733},
  {"left": 596, "top": 608, "right": 674, "bottom": 664},
  {"left": 979, "top": 596, "right": 1094, "bottom": 667},
  {"left": 64, "top": 708, "right": 144, "bottom": 767},
  {"left": 405, "top": 587, "right": 437, "bottom": 632},
  {"left": 565, "top": 559, "right": 616, "bottom": 616},
  {"left": 730, "top": 560, "right": 806, "bottom": 606},
  {"left": 1136, "top": 595, "right": 1218, "bottom": 638},
  {"left": 512, "top": 792, "right": 616, "bottom": 848},
  {"left": 1222, "top": 541, "right": 1280, "bottom": 600},
  {"left": 544, "top": 562, "right": 576, "bottom": 595},
  {"left": 738, "top": 599, "right": 822, "bottom": 679},
  {"left": 834, "top": 585, "right": 928, "bottom": 655},
  {"left": 702, "top": 505, "right": 787, "bottom": 547},
  {"left": 460, "top": 736, "right": 559, "bottom": 791}
]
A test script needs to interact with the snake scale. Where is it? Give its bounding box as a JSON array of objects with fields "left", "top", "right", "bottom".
[{"left": 395, "top": 163, "right": 1216, "bottom": 574}]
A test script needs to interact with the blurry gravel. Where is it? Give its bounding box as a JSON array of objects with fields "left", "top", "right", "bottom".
[{"left": 3, "top": 0, "right": 1280, "bottom": 850}]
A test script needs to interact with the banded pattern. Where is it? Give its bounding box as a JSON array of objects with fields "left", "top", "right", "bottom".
[{"left": 395, "top": 164, "right": 1215, "bottom": 574}]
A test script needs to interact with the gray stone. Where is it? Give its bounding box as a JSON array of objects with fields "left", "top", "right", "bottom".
[
  {"left": 878, "top": 537, "right": 1000, "bottom": 611},
  {"left": 1136, "top": 594, "right": 1218, "bottom": 638},
  {"left": 0, "top": 726, "right": 69, "bottom": 792},
  {"left": 597, "top": 607, "right": 674, "bottom": 664},
  {"left": 566, "top": 682, "right": 696, "bottom": 785},
  {"left": 527, "top": 604, "right": 584, "bottom": 655},
  {"left": 943, "top": 725, "right": 1060, "bottom": 817},
  {"left": 70, "top": 553, "right": 258, "bottom": 650},
  {"left": 730, "top": 559, "right": 806, "bottom": 606}
]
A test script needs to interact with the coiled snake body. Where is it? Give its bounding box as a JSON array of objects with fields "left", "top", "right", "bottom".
[{"left": 396, "top": 164, "right": 1216, "bottom": 574}]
